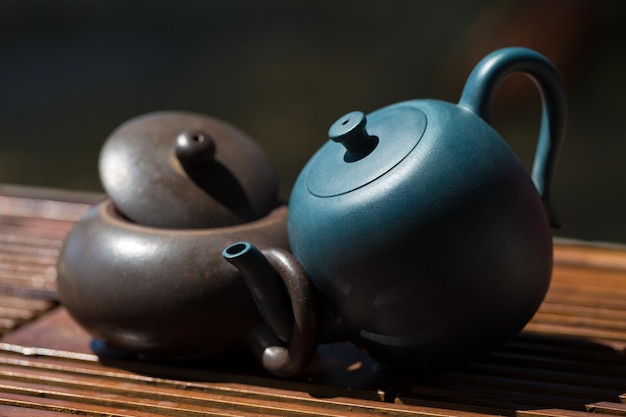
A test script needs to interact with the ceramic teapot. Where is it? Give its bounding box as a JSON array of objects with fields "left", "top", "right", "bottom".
[
  {"left": 57, "top": 112, "right": 315, "bottom": 375},
  {"left": 225, "top": 47, "right": 566, "bottom": 371}
]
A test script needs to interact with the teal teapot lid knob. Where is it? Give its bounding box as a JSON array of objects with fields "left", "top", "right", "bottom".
[{"left": 329, "top": 111, "right": 378, "bottom": 158}]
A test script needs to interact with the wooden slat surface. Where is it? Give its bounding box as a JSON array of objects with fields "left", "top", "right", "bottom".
[
  {"left": 0, "top": 189, "right": 626, "bottom": 416},
  {"left": 0, "top": 192, "right": 92, "bottom": 336}
]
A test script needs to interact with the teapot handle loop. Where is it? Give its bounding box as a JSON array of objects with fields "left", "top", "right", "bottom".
[
  {"left": 223, "top": 242, "right": 317, "bottom": 377},
  {"left": 458, "top": 47, "right": 566, "bottom": 227}
]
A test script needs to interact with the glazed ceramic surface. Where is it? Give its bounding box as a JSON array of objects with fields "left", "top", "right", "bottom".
[
  {"left": 99, "top": 111, "right": 279, "bottom": 229},
  {"left": 58, "top": 112, "right": 297, "bottom": 366},
  {"left": 287, "top": 47, "right": 565, "bottom": 368},
  {"left": 227, "top": 47, "right": 566, "bottom": 371},
  {"left": 58, "top": 201, "right": 289, "bottom": 357}
]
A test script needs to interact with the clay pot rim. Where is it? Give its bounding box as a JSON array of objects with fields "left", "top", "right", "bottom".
[{"left": 96, "top": 198, "right": 288, "bottom": 236}]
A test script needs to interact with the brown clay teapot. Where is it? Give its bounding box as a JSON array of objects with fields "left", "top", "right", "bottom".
[{"left": 57, "top": 111, "right": 316, "bottom": 375}]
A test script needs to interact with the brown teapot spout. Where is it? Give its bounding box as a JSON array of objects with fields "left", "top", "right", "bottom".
[
  {"left": 223, "top": 242, "right": 294, "bottom": 342},
  {"left": 223, "top": 242, "right": 317, "bottom": 376}
]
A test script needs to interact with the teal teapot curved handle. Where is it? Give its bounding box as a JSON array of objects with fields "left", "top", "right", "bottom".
[{"left": 458, "top": 47, "right": 566, "bottom": 227}]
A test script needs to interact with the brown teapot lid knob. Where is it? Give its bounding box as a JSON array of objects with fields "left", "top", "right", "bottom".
[{"left": 175, "top": 130, "right": 217, "bottom": 171}]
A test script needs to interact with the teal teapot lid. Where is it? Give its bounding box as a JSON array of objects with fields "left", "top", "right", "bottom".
[{"left": 306, "top": 106, "right": 427, "bottom": 197}]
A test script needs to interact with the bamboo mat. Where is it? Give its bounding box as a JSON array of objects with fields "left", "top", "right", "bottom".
[{"left": 0, "top": 188, "right": 625, "bottom": 416}]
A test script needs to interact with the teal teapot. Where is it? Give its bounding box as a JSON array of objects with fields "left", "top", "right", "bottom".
[{"left": 225, "top": 47, "right": 566, "bottom": 372}]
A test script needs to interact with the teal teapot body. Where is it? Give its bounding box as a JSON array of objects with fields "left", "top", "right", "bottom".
[
  {"left": 289, "top": 47, "right": 565, "bottom": 368},
  {"left": 226, "top": 47, "right": 566, "bottom": 372}
]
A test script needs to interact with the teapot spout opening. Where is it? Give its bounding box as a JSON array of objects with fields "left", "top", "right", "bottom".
[{"left": 223, "top": 242, "right": 251, "bottom": 258}]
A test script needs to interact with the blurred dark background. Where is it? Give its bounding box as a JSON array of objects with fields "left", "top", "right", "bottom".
[{"left": 0, "top": 0, "right": 624, "bottom": 242}]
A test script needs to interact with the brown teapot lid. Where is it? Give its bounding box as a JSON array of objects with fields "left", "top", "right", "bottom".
[{"left": 99, "top": 111, "right": 278, "bottom": 229}]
